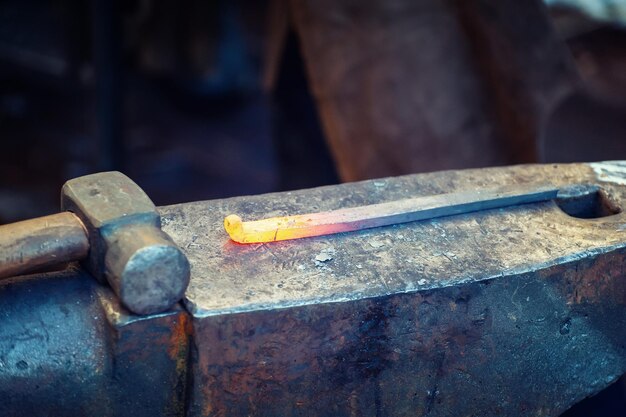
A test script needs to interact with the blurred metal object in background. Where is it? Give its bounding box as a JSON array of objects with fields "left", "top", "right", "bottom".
[
  {"left": 265, "top": 0, "right": 578, "bottom": 181},
  {"left": 546, "top": 0, "right": 626, "bottom": 27}
]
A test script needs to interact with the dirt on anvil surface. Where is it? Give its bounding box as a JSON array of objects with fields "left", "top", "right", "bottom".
[
  {"left": 159, "top": 162, "right": 626, "bottom": 417},
  {"left": 159, "top": 162, "right": 625, "bottom": 315}
]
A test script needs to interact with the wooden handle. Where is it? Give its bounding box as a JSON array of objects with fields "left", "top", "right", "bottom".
[{"left": 0, "top": 212, "right": 89, "bottom": 279}]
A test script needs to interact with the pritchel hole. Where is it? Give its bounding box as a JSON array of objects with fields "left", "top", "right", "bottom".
[{"left": 556, "top": 185, "right": 621, "bottom": 219}]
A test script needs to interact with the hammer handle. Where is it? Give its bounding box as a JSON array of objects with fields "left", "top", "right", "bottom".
[{"left": 0, "top": 212, "right": 89, "bottom": 279}]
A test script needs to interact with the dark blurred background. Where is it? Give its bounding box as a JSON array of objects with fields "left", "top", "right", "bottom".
[
  {"left": 0, "top": 0, "right": 342, "bottom": 222},
  {"left": 1, "top": 0, "right": 626, "bottom": 220},
  {"left": 0, "top": 0, "right": 624, "bottom": 414}
]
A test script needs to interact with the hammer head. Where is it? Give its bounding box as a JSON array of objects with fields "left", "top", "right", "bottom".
[{"left": 61, "top": 172, "right": 190, "bottom": 315}]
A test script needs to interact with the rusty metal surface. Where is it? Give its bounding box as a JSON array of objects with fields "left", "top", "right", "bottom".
[
  {"left": 61, "top": 171, "right": 158, "bottom": 283},
  {"left": 157, "top": 162, "right": 626, "bottom": 416},
  {"left": 0, "top": 267, "right": 190, "bottom": 417},
  {"left": 61, "top": 171, "right": 190, "bottom": 315}
]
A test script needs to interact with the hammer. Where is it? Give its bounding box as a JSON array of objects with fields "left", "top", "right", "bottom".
[{"left": 0, "top": 172, "right": 190, "bottom": 315}]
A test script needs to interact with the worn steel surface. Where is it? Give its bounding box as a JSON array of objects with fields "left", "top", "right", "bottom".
[
  {"left": 0, "top": 171, "right": 191, "bottom": 315},
  {"left": 62, "top": 171, "right": 191, "bottom": 315},
  {"left": 158, "top": 162, "right": 626, "bottom": 416},
  {"left": 0, "top": 267, "right": 190, "bottom": 417}
]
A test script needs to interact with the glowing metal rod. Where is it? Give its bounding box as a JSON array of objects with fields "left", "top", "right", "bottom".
[{"left": 224, "top": 184, "right": 560, "bottom": 244}]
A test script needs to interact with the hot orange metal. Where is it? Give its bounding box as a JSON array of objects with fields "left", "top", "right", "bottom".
[{"left": 224, "top": 184, "right": 559, "bottom": 244}]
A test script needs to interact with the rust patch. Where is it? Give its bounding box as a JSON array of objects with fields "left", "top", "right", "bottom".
[
  {"left": 542, "top": 251, "right": 626, "bottom": 306},
  {"left": 168, "top": 312, "right": 192, "bottom": 361},
  {"left": 166, "top": 312, "right": 193, "bottom": 417}
]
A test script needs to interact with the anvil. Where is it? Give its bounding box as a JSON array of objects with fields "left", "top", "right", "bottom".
[{"left": 1, "top": 162, "right": 625, "bottom": 416}]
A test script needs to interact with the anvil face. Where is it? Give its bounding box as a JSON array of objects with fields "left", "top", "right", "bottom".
[
  {"left": 160, "top": 162, "right": 625, "bottom": 416},
  {"left": 169, "top": 163, "right": 626, "bottom": 316},
  {"left": 0, "top": 162, "right": 625, "bottom": 417}
]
